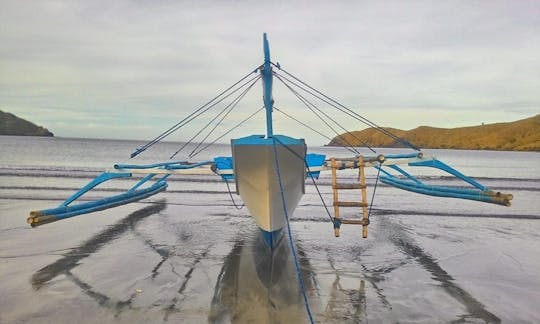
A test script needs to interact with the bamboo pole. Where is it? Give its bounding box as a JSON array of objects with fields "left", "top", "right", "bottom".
[
  {"left": 358, "top": 156, "right": 369, "bottom": 238},
  {"left": 331, "top": 158, "right": 340, "bottom": 237}
]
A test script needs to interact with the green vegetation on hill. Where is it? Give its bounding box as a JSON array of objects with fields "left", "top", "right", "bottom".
[
  {"left": 329, "top": 114, "right": 540, "bottom": 151},
  {"left": 0, "top": 111, "right": 54, "bottom": 137}
]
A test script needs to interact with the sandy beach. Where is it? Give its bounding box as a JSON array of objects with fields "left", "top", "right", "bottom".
[{"left": 1, "top": 137, "right": 540, "bottom": 323}]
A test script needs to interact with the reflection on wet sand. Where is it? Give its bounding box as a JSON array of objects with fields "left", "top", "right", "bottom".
[
  {"left": 209, "top": 233, "right": 318, "bottom": 323},
  {"left": 382, "top": 217, "right": 502, "bottom": 323},
  {"left": 30, "top": 202, "right": 323, "bottom": 322},
  {"left": 323, "top": 256, "right": 367, "bottom": 323},
  {"left": 210, "top": 230, "right": 379, "bottom": 323},
  {"left": 27, "top": 201, "right": 504, "bottom": 323},
  {"left": 31, "top": 202, "right": 167, "bottom": 290}
]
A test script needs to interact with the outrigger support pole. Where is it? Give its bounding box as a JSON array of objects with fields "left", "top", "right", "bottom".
[
  {"left": 27, "top": 161, "right": 216, "bottom": 227},
  {"left": 319, "top": 153, "right": 513, "bottom": 207},
  {"left": 27, "top": 172, "right": 168, "bottom": 227}
]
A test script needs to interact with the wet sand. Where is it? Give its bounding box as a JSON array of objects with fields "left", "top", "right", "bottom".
[
  {"left": 1, "top": 194, "right": 539, "bottom": 323},
  {"left": 1, "top": 138, "right": 539, "bottom": 323}
]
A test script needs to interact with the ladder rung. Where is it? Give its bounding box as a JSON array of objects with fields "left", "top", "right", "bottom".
[
  {"left": 333, "top": 201, "right": 368, "bottom": 207},
  {"left": 340, "top": 219, "right": 369, "bottom": 225},
  {"left": 332, "top": 183, "right": 366, "bottom": 189}
]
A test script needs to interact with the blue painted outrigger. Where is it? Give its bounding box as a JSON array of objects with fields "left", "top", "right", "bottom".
[
  {"left": 28, "top": 34, "right": 513, "bottom": 241},
  {"left": 27, "top": 161, "right": 211, "bottom": 226}
]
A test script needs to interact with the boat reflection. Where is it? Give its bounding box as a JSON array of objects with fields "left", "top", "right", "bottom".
[
  {"left": 209, "top": 231, "right": 319, "bottom": 323},
  {"left": 31, "top": 202, "right": 167, "bottom": 290},
  {"left": 29, "top": 202, "right": 376, "bottom": 322}
]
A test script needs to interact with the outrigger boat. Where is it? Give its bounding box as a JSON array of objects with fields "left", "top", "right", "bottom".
[{"left": 28, "top": 34, "right": 513, "bottom": 250}]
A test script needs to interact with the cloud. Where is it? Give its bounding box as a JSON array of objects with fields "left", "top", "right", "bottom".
[{"left": 1, "top": 0, "right": 539, "bottom": 145}]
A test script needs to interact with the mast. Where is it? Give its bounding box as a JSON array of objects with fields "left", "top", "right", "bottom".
[{"left": 262, "top": 33, "right": 274, "bottom": 138}]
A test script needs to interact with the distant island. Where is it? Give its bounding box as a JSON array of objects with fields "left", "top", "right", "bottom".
[
  {"left": 329, "top": 114, "right": 540, "bottom": 151},
  {"left": 0, "top": 110, "right": 54, "bottom": 137}
]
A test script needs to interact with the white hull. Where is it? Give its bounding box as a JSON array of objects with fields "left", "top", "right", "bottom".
[{"left": 232, "top": 135, "right": 306, "bottom": 232}]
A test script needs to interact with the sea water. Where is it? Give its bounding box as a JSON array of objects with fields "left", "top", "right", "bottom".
[{"left": 1, "top": 136, "right": 539, "bottom": 323}]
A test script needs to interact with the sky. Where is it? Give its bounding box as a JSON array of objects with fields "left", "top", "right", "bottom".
[{"left": 1, "top": 0, "right": 539, "bottom": 145}]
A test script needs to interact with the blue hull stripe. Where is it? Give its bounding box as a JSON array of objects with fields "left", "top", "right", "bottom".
[{"left": 260, "top": 228, "right": 284, "bottom": 249}]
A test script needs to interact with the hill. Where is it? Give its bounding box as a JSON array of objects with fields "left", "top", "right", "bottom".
[
  {"left": 0, "top": 111, "right": 54, "bottom": 137},
  {"left": 329, "top": 114, "right": 540, "bottom": 151}
]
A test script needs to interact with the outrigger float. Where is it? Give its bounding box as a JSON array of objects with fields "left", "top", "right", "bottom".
[{"left": 28, "top": 34, "right": 513, "bottom": 247}]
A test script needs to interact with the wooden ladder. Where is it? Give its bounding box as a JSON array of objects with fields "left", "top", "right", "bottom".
[{"left": 331, "top": 157, "right": 370, "bottom": 238}]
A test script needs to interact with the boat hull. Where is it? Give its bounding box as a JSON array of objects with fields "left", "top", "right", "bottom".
[{"left": 232, "top": 135, "right": 305, "bottom": 246}]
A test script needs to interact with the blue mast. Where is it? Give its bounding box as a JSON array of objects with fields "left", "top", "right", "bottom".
[{"left": 262, "top": 33, "right": 274, "bottom": 138}]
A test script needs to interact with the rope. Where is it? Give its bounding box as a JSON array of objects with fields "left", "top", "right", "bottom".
[
  {"left": 306, "top": 161, "right": 336, "bottom": 226},
  {"left": 271, "top": 138, "right": 315, "bottom": 324},
  {"left": 188, "top": 76, "right": 260, "bottom": 158},
  {"left": 274, "top": 106, "right": 358, "bottom": 155},
  {"left": 367, "top": 162, "right": 382, "bottom": 220},
  {"left": 169, "top": 74, "right": 261, "bottom": 159},
  {"left": 273, "top": 136, "right": 335, "bottom": 225},
  {"left": 188, "top": 107, "right": 265, "bottom": 158},
  {"left": 224, "top": 179, "right": 244, "bottom": 209},
  {"left": 275, "top": 71, "right": 375, "bottom": 152},
  {"left": 274, "top": 107, "right": 333, "bottom": 142},
  {"left": 130, "top": 68, "right": 260, "bottom": 158},
  {"left": 274, "top": 73, "right": 367, "bottom": 155},
  {"left": 273, "top": 66, "right": 404, "bottom": 142},
  {"left": 275, "top": 71, "right": 377, "bottom": 154},
  {"left": 272, "top": 66, "right": 420, "bottom": 151}
]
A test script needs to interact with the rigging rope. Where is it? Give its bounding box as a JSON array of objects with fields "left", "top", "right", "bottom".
[
  {"left": 188, "top": 76, "right": 261, "bottom": 158},
  {"left": 274, "top": 73, "right": 362, "bottom": 154},
  {"left": 274, "top": 72, "right": 375, "bottom": 154},
  {"left": 273, "top": 136, "right": 335, "bottom": 226},
  {"left": 188, "top": 107, "right": 265, "bottom": 158},
  {"left": 273, "top": 107, "right": 332, "bottom": 142},
  {"left": 274, "top": 105, "right": 360, "bottom": 156},
  {"left": 367, "top": 163, "right": 382, "bottom": 221},
  {"left": 130, "top": 68, "right": 260, "bottom": 158},
  {"left": 272, "top": 66, "right": 420, "bottom": 151},
  {"left": 168, "top": 74, "right": 261, "bottom": 159},
  {"left": 224, "top": 179, "right": 244, "bottom": 209},
  {"left": 271, "top": 138, "right": 315, "bottom": 324}
]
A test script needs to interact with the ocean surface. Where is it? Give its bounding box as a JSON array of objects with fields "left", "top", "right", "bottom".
[{"left": 1, "top": 136, "right": 539, "bottom": 323}]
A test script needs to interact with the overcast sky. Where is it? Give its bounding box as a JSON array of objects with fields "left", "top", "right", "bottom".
[{"left": 1, "top": 0, "right": 539, "bottom": 145}]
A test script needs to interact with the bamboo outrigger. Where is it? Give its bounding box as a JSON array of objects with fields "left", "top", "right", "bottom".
[{"left": 28, "top": 34, "right": 513, "bottom": 245}]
